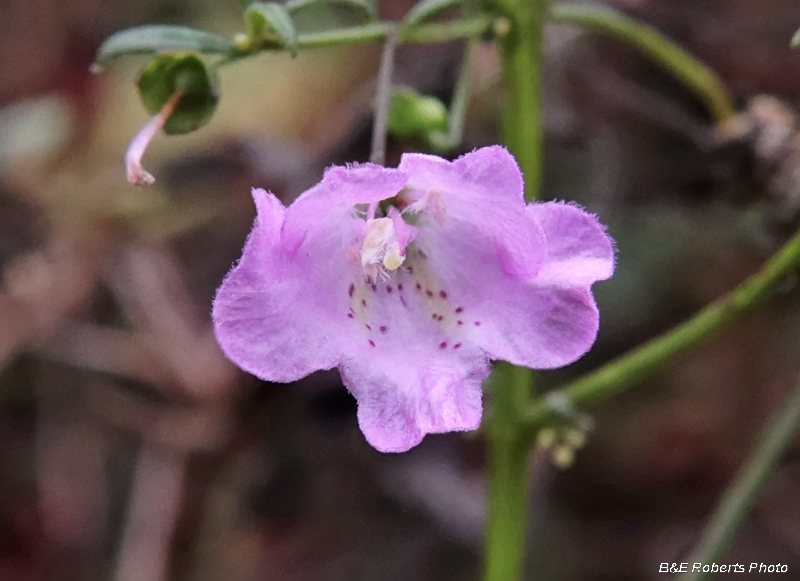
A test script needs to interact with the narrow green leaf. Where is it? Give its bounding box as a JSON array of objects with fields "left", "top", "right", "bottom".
[
  {"left": 404, "top": 0, "right": 462, "bottom": 28},
  {"left": 792, "top": 27, "right": 800, "bottom": 48},
  {"left": 285, "top": 0, "right": 377, "bottom": 22},
  {"left": 95, "top": 25, "right": 234, "bottom": 68},
  {"left": 246, "top": 2, "right": 298, "bottom": 56}
]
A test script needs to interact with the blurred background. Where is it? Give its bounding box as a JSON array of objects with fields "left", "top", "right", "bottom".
[{"left": 3, "top": 0, "right": 800, "bottom": 579}]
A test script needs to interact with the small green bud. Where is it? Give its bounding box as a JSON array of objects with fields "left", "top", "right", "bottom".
[
  {"left": 137, "top": 53, "right": 219, "bottom": 135},
  {"left": 564, "top": 428, "right": 587, "bottom": 449},
  {"left": 387, "top": 88, "right": 449, "bottom": 143}
]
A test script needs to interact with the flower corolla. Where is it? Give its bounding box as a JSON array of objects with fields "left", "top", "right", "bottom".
[{"left": 213, "top": 146, "right": 615, "bottom": 452}]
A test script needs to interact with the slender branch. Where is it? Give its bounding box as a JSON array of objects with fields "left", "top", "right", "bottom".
[
  {"left": 445, "top": 37, "right": 477, "bottom": 149},
  {"left": 680, "top": 374, "right": 800, "bottom": 580},
  {"left": 370, "top": 24, "right": 399, "bottom": 165},
  {"left": 290, "top": 14, "right": 490, "bottom": 51},
  {"left": 215, "top": 15, "right": 491, "bottom": 68},
  {"left": 548, "top": 2, "right": 736, "bottom": 124},
  {"left": 521, "top": 225, "right": 800, "bottom": 438}
]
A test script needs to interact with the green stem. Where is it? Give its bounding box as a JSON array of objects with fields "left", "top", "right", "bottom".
[
  {"left": 217, "top": 15, "right": 492, "bottom": 68},
  {"left": 548, "top": 3, "right": 736, "bottom": 124},
  {"left": 680, "top": 374, "right": 800, "bottom": 580},
  {"left": 521, "top": 224, "right": 800, "bottom": 438},
  {"left": 483, "top": 1, "right": 548, "bottom": 578},
  {"left": 483, "top": 363, "right": 536, "bottom": 581},
  {"left": 369, "top": 25, "right": 399, "bottom": 165},
  {"left": 497, "top": 0, "right": 548, "bottom": 202},
  {"left": 444, "top": 37, "right": 477, "bottom": 150},
  {"left": 484, "top": 431, "right": 532, "bottom": 581}
]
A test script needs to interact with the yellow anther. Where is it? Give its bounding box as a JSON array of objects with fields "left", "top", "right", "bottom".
[{"left": 383, "top": 241, "right": 404, "bottom": 271}]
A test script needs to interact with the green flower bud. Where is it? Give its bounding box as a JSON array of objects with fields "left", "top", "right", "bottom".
[
  {"left": 137, "top": 52, "right": 219, "bottom": 135},
  {"left": 388, "top": 88, "right": 449, "bottom": 141}
]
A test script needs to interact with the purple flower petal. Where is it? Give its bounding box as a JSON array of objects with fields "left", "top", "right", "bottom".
[
  {"left": 528, "top": 202, "right": 615, "bottom": 287},
  {"left": 341, "top": 343, "right": 487, "bottom": 452},
  {"left": 213, "top": 162, "right": 409, "bottom": 383},
  {"left": 213, "top": 147, "right": 615, "bottom": 452},
  {"left": 399, "top": 146, "right": 546, "bottom": 279}
]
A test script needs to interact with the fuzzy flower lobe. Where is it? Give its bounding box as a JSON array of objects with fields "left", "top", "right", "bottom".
[{"left": 213, "top": 147, "right": 615, "bottom": 452}]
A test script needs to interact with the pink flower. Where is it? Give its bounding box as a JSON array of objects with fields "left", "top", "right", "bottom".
[{"left": 213, "top": 146, "right": 615, "bottom": 452}]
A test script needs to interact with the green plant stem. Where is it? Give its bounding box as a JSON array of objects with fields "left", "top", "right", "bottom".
[
  {"left": 482, "top": 2, "right": 548, "bottom": 581},
  {"left": 216, "top": 15, "right": 492, "bottom": 68},
  {"left": 680, "top": 374, "right": 800, "bottom": 581},
  {"left": 521, "top": 224, "right": 800, "bottom": 439},
  {"left": 369, "top": 24, "right": 399, "bottom": 165},
  {"left": 483, "top": 363, "right": 535, "bottom": 581},
  {"left": 444, "top": 37, "right": 477, "bottom": 150},
  {"left": 497, "top": 1, "right": 548, "bottom": 202},
  {"left": 548, "top": 3, "right": 736, "bottom": 124}
]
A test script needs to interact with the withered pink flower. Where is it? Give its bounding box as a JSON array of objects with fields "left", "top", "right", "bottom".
[{"left": 213, "top": 146, "right": 615, "bottom": 452}]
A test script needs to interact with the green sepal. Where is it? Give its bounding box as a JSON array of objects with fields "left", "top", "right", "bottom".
[
  {"left": 245, "top": 2, "right": 298, "bottom": 56},
  {"left": 403, "top": 0, "right": 462, "bottom": 27},
  {"left": 387, "top": 88, "right": 449, "bottom": 140},
  {"left": 137, "top": 53, "right": 220, "bottom": 135},
  {"left": 94, "top": 25, "right": 234, "bottom": 68}
]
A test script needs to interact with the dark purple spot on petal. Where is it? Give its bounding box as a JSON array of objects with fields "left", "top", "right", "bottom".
[
  {"left": 348, "top": 283, "right": 355, "bottom": 297},
  {"left": 416, "top": 283, "right": 422, "bottom": 290},
  {"left": 439, "top": 341, "right": 447, "bottom": 349},
  {"left": 365, "top": 324, "right": 372, "bottom": 331},
  {"left": 457, "top": 320, "right": 464, "bottom": 326},
  {"left": 371, "top": 283, "right": 377, "bottom": 292},
  {"left": 379, "top": 326, "right": 388, "bottom": 334},
  {"left": 426, "top": 290, "right": 434, "bottom": 298},
  {"left": 437, "top": 315, "right": 444, "bottom": 322},
  {"left": 407, "top": 266, "right": 414, "bottom": 274},
  {"left": 439, "top": 290, "right": 448, "bottom": 299},
  {"left": 454, "top": 343, "right": 462, "bottom": 349},
  {"left": 431, "top": 314, "right": 438, "bottom": 320},
  {"left": 369, "top": 340, "right": 376, "bottom": 347},
  {"left": 386, "top": 286, "right": 393, "bottom": 293},
  {"left": 400, "top": 296, "right": 407, "bottom": 307},
  {"left": 347, "top": 313, "right": 354, "bottom": 319},
  {"left": 455, "top": 307, "right": 464, "bottom": 314},
  {"left": 474, "top": 321, "right": 482, "bottom": 326},
  {"left": 397, "top": 284, "right": 404, "bottom": 291},
  {"left": 361, "top": 299, "right": 367, "bottom": 307}
]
